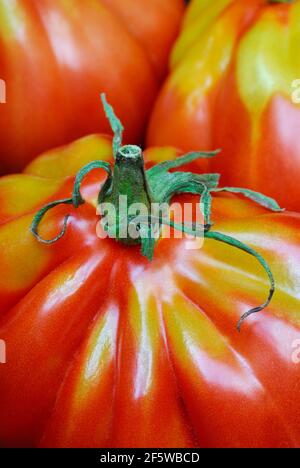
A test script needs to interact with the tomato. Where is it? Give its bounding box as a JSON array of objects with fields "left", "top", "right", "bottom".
[
  {"left": 0, "top": 0, "right": 184, "bottom": 174},
  {"left": 147, "top": 0, "right": 300, "bottom": 211},
  {"left": 0, "top": 125, "right": 300, "bottom": 448}
]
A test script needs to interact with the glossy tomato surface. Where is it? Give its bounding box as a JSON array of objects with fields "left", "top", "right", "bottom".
[
  {"left": 147, "top": 0, "right": 300, "bottom": 211},
  {"left": 0, "top": 134, "right": 300, "bottom": 448},
  {"left": 0, "top": 0, "right": 184, "bottom": 173}
]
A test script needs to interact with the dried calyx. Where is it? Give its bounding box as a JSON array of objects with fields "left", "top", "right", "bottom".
[{"left": 31, "top": 94, "right": 283, "bottom": 331}]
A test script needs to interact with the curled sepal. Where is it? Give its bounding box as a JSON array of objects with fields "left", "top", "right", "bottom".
[
  {"left": 30, "top": 198, "right": 74, "bottom": 244},
  {"left": 200, "top": 184, "right": 212, "bottom": 226},
  {"left": 148, "top": 170, "right": 219, "bottom": 204},
  {"left": 165, "top": 218, "right": 211, "bottom": 237},
  {"left": 204, "top": 231, "right": 275, "bottom": 331},
  {"left": 147, "top": 149, "right": 220, "bottom": 178},
  {"left": 140, "top": 224, "right": 156, "bottom": 261},
  {"left": 101, "top": 93, "right": 124, "bottom": 158},
  {"left": 72, "top": 160, "right": 112, "bottom": 207},
  {"left": 212, "top": 187, "right": 284, "bottom": 212}
]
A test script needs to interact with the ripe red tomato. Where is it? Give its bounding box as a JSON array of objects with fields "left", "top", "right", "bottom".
[
  {"left": 147, "top": 0, "right": 300, "bottom": 211},
  {"left": 0, "top": 0, "right": 184, "bottom": 173},
  {"left": 0, "top": 133, "right": 300, "bottom": 448}
]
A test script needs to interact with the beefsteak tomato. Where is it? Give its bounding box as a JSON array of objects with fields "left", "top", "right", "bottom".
[
  {"left": 0, "top": 127, "right": 300, "bottom": 448},
  {"left": 147, "top": 0, "right": 300, "bottom": 211},
  {"left": 0, "top": 0, "right": 184, "bottom": 173}
]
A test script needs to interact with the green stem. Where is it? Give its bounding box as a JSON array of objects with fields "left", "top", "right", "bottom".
[{"left": 101, "top": 145, "right": 153, "bottom": 245}]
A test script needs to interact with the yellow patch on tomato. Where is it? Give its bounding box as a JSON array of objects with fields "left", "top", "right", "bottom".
[
  {"left": 126, "top": 282, "right": 165, "bottom": 398},
  {"left": 0, "top": 0, "right": 27, "bottom": 43},
  {"left": 171, "top": 0, "right": 232, "bottom": 68},
  {"left": 163, "top": 294, "right": 232, "bottom": 362},
  {"left": 236, "top": 3, "right": 300, "bottom": 143},
  {"left": 25, "top": 134, "right": 113, "bottom": 179},
  {"left": 0, "top": 214, "right": 51, "bottom": 292},
  {"left": 0, "top": 175, "right": 63, "bottom": 218},
  {"left": 73, "top": 303, "right": 119, "bottom": 406},
  {"left": 169, "top": 12, "right": 237, "bottom": 109},
  {"left": 144, "top": 146, "right": 180, "bottom": 165}
]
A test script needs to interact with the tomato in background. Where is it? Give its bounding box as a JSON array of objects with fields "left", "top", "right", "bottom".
[
  {"left": 0, "top": 0, "right": 185, "bottom": 173},
  {"left": 147, "top": 0, "right": 300, "bottom": 211}
]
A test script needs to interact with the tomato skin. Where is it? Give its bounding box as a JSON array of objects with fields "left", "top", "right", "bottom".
[
  {"left": 0, "top": 0, "right": 184, "bottom": 174},
  {"left": 0, "top": 134, "right": 300, "bottom": 448},
  {"left": 100, "top": 0, "right": 185, "bottom": 80},
  {"left": 147, "top": 0, "right": 300, "bottom": 211}
]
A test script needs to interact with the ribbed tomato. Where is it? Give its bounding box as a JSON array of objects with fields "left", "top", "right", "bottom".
[
  {"left": 147, "top": 0, "right": 300, "bottom": 211},
  {"left": 0, "top": 0, "right": 184, "bottom": 173},
  {"left": 0, "top": 129, "right": 300, "bottom": 448}
]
